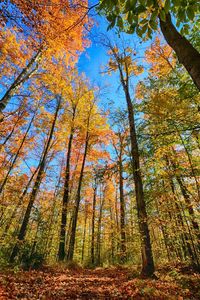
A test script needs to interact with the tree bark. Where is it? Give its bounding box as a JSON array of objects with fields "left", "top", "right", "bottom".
[
  {"left": 160, "top": 13, "right": 200, "bottom": 91},
  {"left": 169, "top": 156, "right": 200, "bottom": 236},
  {"left": 114, "top": 50, "right": 154, "bottom": 277},
  {"left": 176, "top": 176, "right": 200, "bottom": 233},
  {"left": 169, "top": 178, "right": 195, "bottom": 261},
  {"left": 43, "top": 174, "right": 62, "bottom": 259},
  {"left": 10, "top": 97, "right": 61, "bottom": 262},
  {"left": 91, "top": 178, "right": 97, "bottom": 265},
  {"left": 81, "top": 204, "right": 87, "bottom": 263},
  {"left": 109, "top": 200, "right": 115, "bottom": 264},
  {"left": 1, "top": 165, "right": 39, "bottom": 238},
  {"left": 58, "top": 126, "right": 74, "bottom": 261},
  {"left": 96, "top": 183, "right": 105, "bottom": 266},
  {"left": 0, "top": 111, "right": 36, "bottom": 194},
  {"left": 119, "top": 147, "right": 126, "bottom": 263},
  {"left": 1, "top": 109, "right": 25, "bottom": 148},
  {"left": 0, "top": 49, "right": 42, "bottom": 112},
  {"left": 67, "top": 131, "right": 89, "bottom": 261}
]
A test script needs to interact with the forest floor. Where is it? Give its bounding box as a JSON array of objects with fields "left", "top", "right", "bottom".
[{"left": 0, "top": 264, "right": 199, "bottom": 299}]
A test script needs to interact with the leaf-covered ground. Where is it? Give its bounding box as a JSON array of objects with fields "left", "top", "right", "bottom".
[{"left": 0, "top": 265, "right": 199, "bottom": 299}]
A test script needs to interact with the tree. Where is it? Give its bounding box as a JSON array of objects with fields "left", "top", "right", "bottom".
[
  {"left": 10, "top": 96, "right": 61, "bottom": 262},
  {"left": 58, "top": 75, "right": 93, "bottom": 261},
  {"left": 135, "top": 38, "right": 200, "bottom": 267},
  {"left": 104, "top": 41, "right": 155, "bottom": 277},
  {"left": 110, "top": 119, "right": 128, "bottom": 263},
  {"left": 67, "top": 93, "right": 109, "bottom": 261},
  {"left": 0, "top": 0, "right": 90, "bottom": 113},
  {"left": 98, "top": 0, "right": 200, "bottom": 90},
  {"left": 90, "top": 169, "right": 98, "bottom": 265}
]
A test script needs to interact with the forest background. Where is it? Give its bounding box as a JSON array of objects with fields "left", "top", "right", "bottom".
[{"left": 0, "top": 0, "right": 199, "bottom": 298}]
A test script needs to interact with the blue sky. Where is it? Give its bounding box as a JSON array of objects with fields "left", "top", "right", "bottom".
[{"left": 77, "top": 6, "right": 153, "bottom": 113}]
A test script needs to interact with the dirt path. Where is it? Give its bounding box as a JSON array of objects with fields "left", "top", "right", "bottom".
[{"left": 0, "top": 267, "right": 199, "bottom": 299}]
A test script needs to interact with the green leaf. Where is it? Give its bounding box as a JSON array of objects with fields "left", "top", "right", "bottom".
[
  {"left": 177, "top": 9, "right": 186, "bottom": 22},
  {"left": 151, "top": 10, "right": 158, "bottom": 21},
  {"left": 137, "top": 23, "right": 148, "bottom": 36},
  {"left": 159, "top": 9, "right": 166, "bottom": 22},
  {"left": 130, "top": 0, "right": 137, "bottom": 9},
  {"left": 127, "top": 23, "right": 137, "bottom": 34},
  {"left": 133, "top": 14, "right": 139, "bottom": 22},
  {"left": 127, "top": 11, "right": 133, "bottom": 24},
  {"left": 186, "top": 6, "right": 195, "bottom": 20},
  {"left": 140, "top": 19, "right": 148, "bottom": 25},
  {"left": 107, "top": 14, "right": 115, "bottom": 22},
  {"left": 136, "top": 5, "right": 147, "bottom": 14},
  {"left": 173, "top": 0, "right": 181, "bottom": 6},
  {"left": 139, "top": 0, "right": 146, "bottom": 6},
  {"left": 117, "top": 16, "right": 123, "bottom": 28},
  {"left": 147, "top": 27, "right": 152, "bottom": 39},
  {"left": 182, "top": 24, "right": 190, "bottom": 35},
  {"left": 164, "top": 0, "right": 170, "bottom": 13},
  {"left": 141, "top": 23, "right": 148, "bottom": 34},
  {"left": 146, "top": 0, "right": 154, "bottom": 5},
  {"left": 107, "top": 18, "right": 116, "bottom": 30},
  {"left": 123, "top": 0, "right": 131, "bottom": 13},
  {"left": 149, "top": 20, "right": 158, "bottom": 30}
]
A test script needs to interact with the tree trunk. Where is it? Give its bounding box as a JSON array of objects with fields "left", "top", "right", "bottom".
[
  {"left": 177, "top": 176, "right": 200, "bottom": 232},
  {"left": 159, "top": 13, "right": 200, "bottom": 91},
  {"left": 109, "top": 201, "right": 115, "bottom": 264},
  {"left": 116, "top": 57, "right": 154, "bottom": 277},
  {"left": 10, "top": 97, "right": 61, "bottom": 262},
  {"left": 58, "top": 127, "right": 74, "bottom": 261},
  {"left": 0, "top": 111, "right": 36, "bottom": 194},
  {"left": 176, "top": 132, "right": 200, "bottom": 200},
  {"left": 91, "top": 179, "right": 97, "bottom": 265},
  {"left": 1, "top": 109, "right": 25, "bottom": 148},
  {"left": 1, "top": 165, "right": 39, "bottom": 238},
  {"left": 0, "top": 49, "right": 42, "bottom": 112},
  {"left": 42, "top": 170, "right": 62, "bottom": 258},
  {"left": 96, "top": 183, "right": 104, "bottom": 266},
  {"left": 170, "top": 179, "right": 194, "bottom": 261},
  {"left": 119, "top": 149, "right": 126, "bottom": 263},
  {"left": 165, "top": 157, "right": 200, "bottom": 266},
  {"left": 81, "top": 206, "right": 87, "bottom": 263},
  {"left": 170, "top": 157, "right": 200, "bottom": 237},
  {"left": 67, "top": 132, "right": 89, "bottom": 261}
]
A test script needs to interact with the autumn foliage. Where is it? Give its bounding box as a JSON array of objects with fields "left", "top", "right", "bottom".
[{"left": 0, "top": 0, "right": 199, "bottom": 298}]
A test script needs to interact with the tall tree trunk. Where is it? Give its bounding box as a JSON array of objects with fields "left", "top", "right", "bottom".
[
  {"left": 159, "top": 13, "right": 200, "bottom": 91},
  {"left": 29, "top": 215, "right": 41, "bottom": 261},
  {"left": 91, "top": 178, "right": 97, "bottom": 265},
  {"left": 1, "top": 165, "right": 39, "bottom": 238},
  {"left": 115, "top": 54, "right": 154, "bottom": 277},
  {"left": 179, "top": 201, "right": 200, "bottom": 268},
  {"left": 67, "top": 132, "right": 89, "bottom": 261},
  {"left": 10, "top": 97, "right": 61, "bottom": 262},
  {"left": 0, "top": 109, "right": 25, "bottom": 148},
  {"left": 43, "top": 171, "right": 62, "bottom": 258},
  {"left": 177, "top": 176, "right": 200, "bottom": 234},
  {"left": 170, "top": 157, "right": 200, "bottom": 238},
  {"left": 109, "top": 200, "right": 115, "bottom": 264},
  {"left": 175, "top": 132, "right": 200, "bottom": 200},
  {"left": 192, "top": 129, "right": 200, "bottom": 150},
  {"left": 165, "top": 157, "right": 200, "bottom": 266},
  {"left": 0, "top": 111, "right": 36, "bottom": 194},
  {"left": 169, "top": 179, "right": 194, "bottom": 261},
  {"left": 58, "top": 125, "right": 75, "bottom": 261},
  {"left": 119, "top": 149, "right": 126, "bottom": 263},
  {"left": 0, "top": 49, "right": 42, "bottom": 112},
  {"left": 96, "top": 183, "right": 105, "bottom": 266},
  {"left": 81, "top": 205, "right": 87, "bottom": 263},
  {"left": 114, "top": 183, "right": 119, "bottom": 229}
]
